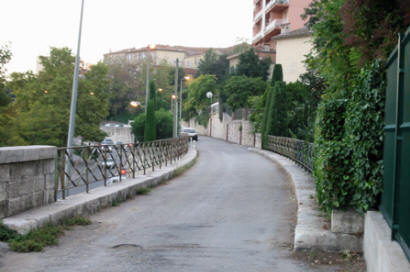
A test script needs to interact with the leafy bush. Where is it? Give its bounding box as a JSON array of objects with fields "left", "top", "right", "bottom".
[
  {"left": 0, "top": 221, "right": 18, "bottom": 242},
  {"left": 344, "top": 60, "right": 385, "bottom": 212},
  {"left": 271, "top": 64, "right": 283, "bottom": 85},
  {"left": 224, "top": 76, "right": 266, "bottom": 112},
  {"left": 144, "top": 81, "right": 157, "bottom": 142},
  {"left": 132, "top": 109, "right": 173, "bottom": 142},
  {"left": 314, "top": 61, "right": 385, "bottom": 213}
]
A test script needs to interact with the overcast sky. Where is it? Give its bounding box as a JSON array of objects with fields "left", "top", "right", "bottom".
[{"left": 1, "top": 0, "right": 253, "bottom": 74}]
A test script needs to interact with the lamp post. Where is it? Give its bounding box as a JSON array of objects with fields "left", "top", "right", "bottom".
[
  {"left": 65, "top": 0, "right": 85, "bottom": 194},
  {"left": 67, "top": 0, "right": 85, "bottom": 150},
  {"left": 206, "top": 91, "right": 213, "bottom": 105},
  {"left": 145, "top": 44, "right": 156, "bottom": 113},
  {"left": 173, "top": 59, "right": 179, "bottom": 138}
]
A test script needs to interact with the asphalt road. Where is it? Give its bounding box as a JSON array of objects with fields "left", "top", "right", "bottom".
[{"left": 1, "top": 137, "right": 332, "bottom": 272}]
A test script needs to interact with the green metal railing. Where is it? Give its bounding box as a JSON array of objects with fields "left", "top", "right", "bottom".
[
  {"left": 55, "top": 137, "right": 190, "bottom": 200},
  {"left": 380, "top": 26, "right": 410, "bottom": 262},
  {"left": 264, "top": 135, "right": 313, "bottom": 172}
]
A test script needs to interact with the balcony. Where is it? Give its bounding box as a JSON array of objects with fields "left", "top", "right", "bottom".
[
  {"left": 264, "top": 18, "right": 286, "bottom": 34},
  {"left": 253, "top": 9, "right": 263, "bottom": 22},
  {"left": 252, "top": 30, "right": 264, "bottom": 44},
  {"left": 266, "top": 0, "right": 289, "bottom": 13}
]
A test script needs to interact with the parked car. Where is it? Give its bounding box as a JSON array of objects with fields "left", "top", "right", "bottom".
[
  {"left": 107, "top": 168, "right": 128, "bottom": 185},
  {"left": 99, "top": 138, "right": 114, "bottom": 152},
  {"left": 181, "top": 128, "right": 198, "bottom": 141},
  {"left": 99, "top": 158, "right": 115, "bottom": 169}
]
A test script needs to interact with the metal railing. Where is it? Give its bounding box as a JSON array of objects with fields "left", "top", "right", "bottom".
[
  {"left": 55, "top": 137, "right": 190, "bottom": 200},
  {"left": 265, "top": 135, "right": 313, "bottom": 172}
]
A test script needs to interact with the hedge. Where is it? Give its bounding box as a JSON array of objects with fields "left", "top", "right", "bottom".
[{"left": 314, "top": 60, "right": 385, "bottom": 213}]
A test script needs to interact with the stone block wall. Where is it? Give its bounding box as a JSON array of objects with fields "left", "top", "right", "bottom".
[
  {"left": 100, "top": 122, "right": 134, "bottom": 144},
  {"left": 0, "top": 146, "right": 57, "bottom": 218},
  {"left": 185, "top": 106, "right": 256, "bottom": 147}
]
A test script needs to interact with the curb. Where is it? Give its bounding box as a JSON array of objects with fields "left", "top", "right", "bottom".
[
  {"left": 249, "top": 148, "right": 362, "bottom": 252},
  {"left": 3, "top": 147, "right": 198, "bottom": 234}
]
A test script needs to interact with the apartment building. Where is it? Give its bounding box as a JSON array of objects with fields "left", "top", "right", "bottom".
[
  {"left": 104, "top": 45, "right": 231, "bottom": 72},
  {"left": 252, "top": 0, "right": 312, "bottom": 48}
]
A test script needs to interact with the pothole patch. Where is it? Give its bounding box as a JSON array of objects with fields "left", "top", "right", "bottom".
[{"left": 112, "top": 244, "right": 143, "bottom": 250}]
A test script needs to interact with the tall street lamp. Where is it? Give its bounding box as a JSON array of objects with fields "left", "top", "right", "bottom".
[
  {"left": 145, "top": 44, "right": 156, "bottom": 113},
  {"left": 173, "top": 59, "right": 179, "bottom": 138},
  {"left": 67, "top": 0, "right": 85, "bottom": 150},
  {"left": 65, "top": 0, "right": 85, "bottom": 193}
]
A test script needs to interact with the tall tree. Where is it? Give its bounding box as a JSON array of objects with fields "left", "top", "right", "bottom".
[
  {"left": 224, "top": 76, "right": 266, "bottom": 112},
  {"left": 144, "top": 80, "right": 157, "bottom": 141},
  {"left": 198, "top": 49, "right": 229, "bottom": 84},
  {"left": 236, "top": 49, "right": 271, "bottom": 80},
  {"left": 6, "top": 47, "right": 110, "bottom": 146}
]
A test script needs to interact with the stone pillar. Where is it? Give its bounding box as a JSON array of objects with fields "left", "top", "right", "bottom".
[
  {"left": 0, "top": 146, "right": 57, "bottom": 218},
  {"left": 255, "top": 133, "right": 262, "bottom": 149}
]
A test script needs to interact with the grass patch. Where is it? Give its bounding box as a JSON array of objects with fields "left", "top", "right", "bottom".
[
  {"left": 136, "top": 187, "right": 151, "bottom": 195},
  {"left": 1, "top": 216, "right": 91, "bottom": 253},
  {"left": 9, "top": 224, "right": 64, "bottom": 252},
  {"left": 0, "top": 221, "right": 19, "bottom": 242},
  {"left": 62, "top": 216, "right": 91, "bottom": 227},
  {"left": 112, "top": 199, "right": 120, "bottom": 207},
  {"left": 172, "top": 154, "right": 198, "bottom": 178}
]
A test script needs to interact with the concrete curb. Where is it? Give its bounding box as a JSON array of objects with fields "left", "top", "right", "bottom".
[
  {"left": 249, "top": 148, "right": 362, "bottom": 252},
  {"left": 3, "top": 147, "right": 198, "bottom": 234}
]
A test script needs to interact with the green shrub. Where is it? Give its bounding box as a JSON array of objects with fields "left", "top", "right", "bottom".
[
  {"left": 9, "top": 224, "right": 64, "bottom": 252},
  {"left": 314, "top": 60, "right": 385, "bottom": 213},
  {"left": 344, "top": 60, "right": 385, "bottom": 212},
  {"left": 144, "top": 81, "right": 157, "bottom": 142},
  {"left": 271, "top": 64, "right": 283, "bottom": 85},
  {"left": 132, "top": 109, "right": 173, "bottom": 142},
  {"left": 0, "top": 221, "right": 19, "bottom": 242}
]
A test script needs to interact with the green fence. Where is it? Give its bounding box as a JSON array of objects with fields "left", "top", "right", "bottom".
[{"left": 380, "top": 26, "right": 410, "bottom": 262}]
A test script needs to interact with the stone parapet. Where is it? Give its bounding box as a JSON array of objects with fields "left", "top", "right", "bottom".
[
  {"left": 364, "top": 211, "right": 410, "bottom": 272},
  {"left": 0, "top": 146, "right": 57, "bottom": 218}
]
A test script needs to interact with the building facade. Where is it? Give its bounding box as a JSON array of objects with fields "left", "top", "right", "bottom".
[
  {"left": 273, "top": 28, "right": 311, "bottom": 82},
  {"left": 104, "top": 45, "right": 232, "bottom": 72},
  {"left": 252, "top": 0, "right": 312, "bottom": 48}
]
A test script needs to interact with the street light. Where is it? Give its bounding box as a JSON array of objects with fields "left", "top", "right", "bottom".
[
  {"left": 130, "top": 101, "right": 141, "bottom": 108},
  {"left": 206, "top": 91, "right": 213, "bottom": 104},
  {"left": 158, "top": 88, "right": 163, "bottom": 93},
  {"left": 173, "top": 59, "right": 179, "bottom": 138},
  {"left": 65, "top": 0, "right": 85, "bottom": 196}
]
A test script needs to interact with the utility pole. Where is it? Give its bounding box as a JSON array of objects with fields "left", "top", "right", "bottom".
[
  {"left": 179, "top": 77, "right": 182, "bottom": 125},
  {"left": 67, "top": 0, "right": 84, "bottom": 150},
  {"left": 65, "top": 0, "right": 85, "bottom": 195},
  {"left": 173, "top": 59, "right": 179, "bottom": 138},
  {"left": 145, "top": 55, "right": 150, "bottom": 114}
]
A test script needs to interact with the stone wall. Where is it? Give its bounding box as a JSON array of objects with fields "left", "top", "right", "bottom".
[
  {"left": 185, "top": 105, "right": 256, "bottom": 147},
  {"left": 100, "top": 122, "right": 134, "bottom": 144},
  {"left": 0, "top": 146, "right": 57, "bottom": 218}
]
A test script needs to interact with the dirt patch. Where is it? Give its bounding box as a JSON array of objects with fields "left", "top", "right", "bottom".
[{"left": 293, "top": 249, "right": 366, "bottom": 272}]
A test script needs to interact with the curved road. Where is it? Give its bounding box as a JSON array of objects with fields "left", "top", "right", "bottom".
[{"left": 1, "top": 137, "right": 329, "bottom": 272}]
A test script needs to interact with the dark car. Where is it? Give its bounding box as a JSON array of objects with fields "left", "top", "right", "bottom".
[{"left": 99, "top": 138, "right": 114, "bottom": 152}]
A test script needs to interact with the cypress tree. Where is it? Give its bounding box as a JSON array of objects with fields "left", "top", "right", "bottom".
[
  {"left": 144, "top": 81, "right": 157, "bottom": 141},
  {"left": 261, "top": 85, "right": 273, "bottom": 148},
  {"left": 271, "top": 64, "right": 283, "bottom": 86}
]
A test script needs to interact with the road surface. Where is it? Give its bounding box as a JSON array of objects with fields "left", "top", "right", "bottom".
[{"left": 1, "top": 137, "right": 333, "bottom": 272}]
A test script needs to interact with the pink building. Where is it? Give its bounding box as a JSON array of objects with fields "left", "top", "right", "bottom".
[{"left": 252, "top": 0, "right": 312, "bottom": 48}]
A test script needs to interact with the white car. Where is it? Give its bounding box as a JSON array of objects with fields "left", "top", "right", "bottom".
[{"left": 181, "top": 128, "right": 198, "bottom": 141}]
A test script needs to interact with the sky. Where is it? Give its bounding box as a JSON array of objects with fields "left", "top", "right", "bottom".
[{"left": 1, "top": 0, "right": 253, "bottom": 75}]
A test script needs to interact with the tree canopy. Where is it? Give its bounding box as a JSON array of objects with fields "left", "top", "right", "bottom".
[
  {"left": 3, "top": 47, "right": 110, "bottom": 147},
  {"left": 235, "top": 49, "right": 271, "bottom": 80}
]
